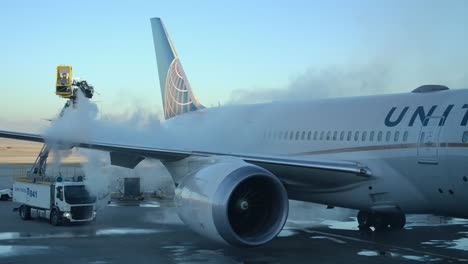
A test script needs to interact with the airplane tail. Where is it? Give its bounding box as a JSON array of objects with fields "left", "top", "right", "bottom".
[{"left": 150, "top": 17, "right": 204, "bottom": 120}]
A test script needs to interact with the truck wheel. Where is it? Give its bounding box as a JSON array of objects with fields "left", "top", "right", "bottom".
[
  {"left": 0, "top": 194, "right": 8, "bottom": 201},
  {"left": 19, "top": 205, "right": 31, "bottom": 220},
  {"left": 50, "top": 209, "right": 62, "bottom": 226}
]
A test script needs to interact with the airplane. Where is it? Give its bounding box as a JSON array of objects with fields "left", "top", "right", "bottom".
[{"left": 1, "top": 17, "right": 468, "bottom": 247}]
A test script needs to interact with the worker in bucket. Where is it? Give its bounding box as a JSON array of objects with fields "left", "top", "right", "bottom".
[{"left": 58, "top": 72, "right": 69, "bottom": 86}]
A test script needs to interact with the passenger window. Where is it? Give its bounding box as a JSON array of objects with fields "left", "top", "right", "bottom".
[
  {"left": 354, "top": 131, "right": 359, "bottom": 141},
  {"left": 362, "top": 131, "right": 367, "bottom": 141},
  {"left": 307, "top": 131, "right": 311, "bottom": 140},
  {"left": 295, "top": 131, "right": 300, "bottom": 140},
  {"left": 289, "top": 131, "right": 294, "bottom": 140},
  {"left": 370, "top": 131, "right": 375, "bottom": 142},
  {"left": 333, "top": 131, "right": 337, "bottom": 141},
  {"left": 463, "top": 131, "right": 468, "bottom": 143},
  {"left": 313, "top": 131, "right": 318, "bottom": 140},
  {"left": 403, "top": 131, "right": 408, "bottom": 142},
  {"left": 347, "top": 131, "right": 352, "bottom": 141},
  {"left": 386, "top": 131, "right": 391, "bottom": 142},
  {"left": 301, "top": 131, "right": 305, "bottom": 140},
  {"left": 394, "top": 131, "right": 400, "bottom": 142},
  {"left": 326, "top": 131, "right": 331, "bottom": 141},
  {"left": 340, "top": 131, "right": 345, "bottom": 141},
  {"left": 284, "top": 131, "right": 288, "bottom": 140},
  {"left": 320, "top": 131, "right": 324, "bottom": 140},
  {"left": 378, "top": 131, "right": 383, "bottom": 142}
]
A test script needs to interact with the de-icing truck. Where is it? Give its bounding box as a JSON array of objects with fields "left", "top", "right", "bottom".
[
  {"left": 13, "top": 176, "right": 97, "bottom": 225},
  {"left": 11, "top": 65, "right": 98, "bottom": 226}
]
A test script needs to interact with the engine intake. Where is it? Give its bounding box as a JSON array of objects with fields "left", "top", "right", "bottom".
[{"left": 175, "top": 159, "right": 288, "bottom": 247}]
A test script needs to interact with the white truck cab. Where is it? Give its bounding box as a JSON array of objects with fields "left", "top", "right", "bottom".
[
  {"left": 0, "top": 188, "right": 12, "bottom": 201},
  {"left": 13, "top": 176, "right": 96, "bottom": 225}
]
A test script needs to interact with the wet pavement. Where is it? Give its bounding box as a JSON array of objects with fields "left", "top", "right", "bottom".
[{"left": 0, "top": 200, "right": 467, "bottom": 264}]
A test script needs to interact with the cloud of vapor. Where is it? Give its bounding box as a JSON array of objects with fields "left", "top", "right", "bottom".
[
  {"left": 227, "top": 45, "right": 438, "bottom": 105},
  {"left": 44, "top": 91, "right": 167, "bottom": 148},
  {"left": 41, "top": 91, "right": 181, "bottom": 206},
  {"left": 79, "top": 149, "right": 111, "bottom": 209},
  {"left": 227, "top": 13, "right": 468, "bottom": 105},
  {"left": 228, "top": 59, "right": 398, "bottom": 104},
  {"left": 45, "top": 94, "right": 99, "bottom": 141}
]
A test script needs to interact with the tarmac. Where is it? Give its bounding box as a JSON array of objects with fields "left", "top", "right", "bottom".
[{"left": 1, "top": 168, "right": 468, "bottom": 263}]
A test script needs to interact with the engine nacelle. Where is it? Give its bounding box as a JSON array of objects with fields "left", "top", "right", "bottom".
[{"left": 175, "top": 158, "right": 289, "bottom": 247}]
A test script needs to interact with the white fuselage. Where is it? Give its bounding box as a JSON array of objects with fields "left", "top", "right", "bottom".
[{"left": 164, "top": 89, "right": 468, "bottom": 218}]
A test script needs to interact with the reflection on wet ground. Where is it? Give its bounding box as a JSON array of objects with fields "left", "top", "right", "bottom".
[
  {"left": 0, "top": 245, "right": 48, "bottom": 257},
  {"left": 406, "top": 216, "right": 468, "bottom": 228},
  {"left": 163, "top": 245, "right": 240, "bottom": 264},
  {"left": 95, "top": 228, "right": 162, "bottom": 236},
  {"left": 310, "top": 235, "right": 346, "bottom": 244},
  {"left": 0, "top": 200, "right": 467, "bottom": 263},
  {"left": 0, "top": 228, "right": 165, "bottom": 241},
  {"left": 422, "top": 232, "right": 468, "bottom": 251},
  {"left": 107, "top": 200, "right": 166, "bottom": 208},
  {"left": 284, "top": 214, "right": 468, "bottom": 262},
  {"left": 357, "top": 249, "right": 444, "bottom": 262}
]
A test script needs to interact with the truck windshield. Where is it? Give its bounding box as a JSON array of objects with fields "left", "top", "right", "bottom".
[{"left": 64, "top": 186, "right": 96, "bottom": 204}]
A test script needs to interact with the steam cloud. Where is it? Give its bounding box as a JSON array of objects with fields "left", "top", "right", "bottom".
[
  {"left": 227, "top": 22, "right": 468, "bottom": 106},
  {"left": 228, "top": 60, "right": 399, "bottom": 104},
  {"left": 43, "top": 92, "right": 174, "bottom": 204}
]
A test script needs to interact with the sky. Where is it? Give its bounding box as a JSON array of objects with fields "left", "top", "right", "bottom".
[{"left": 1, "top": 0, "right": 468, "bottom": 131}]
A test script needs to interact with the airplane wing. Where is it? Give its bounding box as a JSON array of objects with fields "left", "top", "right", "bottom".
[{"left": 0, "top": 130, "right": 373, "bottom": 190}]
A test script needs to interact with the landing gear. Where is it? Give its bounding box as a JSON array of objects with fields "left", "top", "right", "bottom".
[
  {"left": 357, "top": 210, "right": 406, "bottom": 231},
  {"left": 389, "top": 213, "right": 406, "bottom": 229},
  {"left": 357, "top": 211, "right": 372, "bottom": 230}
]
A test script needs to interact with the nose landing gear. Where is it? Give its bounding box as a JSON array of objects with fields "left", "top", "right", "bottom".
[{"left": 357, "top": 210, "right": 406, "bottom": 231}]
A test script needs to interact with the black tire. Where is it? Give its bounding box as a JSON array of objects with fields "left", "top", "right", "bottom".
[
  {"left": 19, "top": 205, "right": 31, "bottom": 220},
  {"left": 50, "top": 209, "right": 62, "bottom": 226},
  {"left": 372, "top": 213, "right": 389, "bottom": 231},
  {"left": 0, "top": 194, "right": 8, "bottom": 201},
  {"left": 357, "top": 211, "right": 371, "bottom": 227},
  {"left": 389, "top": 213, "right": 406, "bottom": 229}
]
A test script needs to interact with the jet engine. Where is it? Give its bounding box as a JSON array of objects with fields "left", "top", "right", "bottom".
[{"left": 174, "top": 159, "right": 289, "bottom": 247}]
